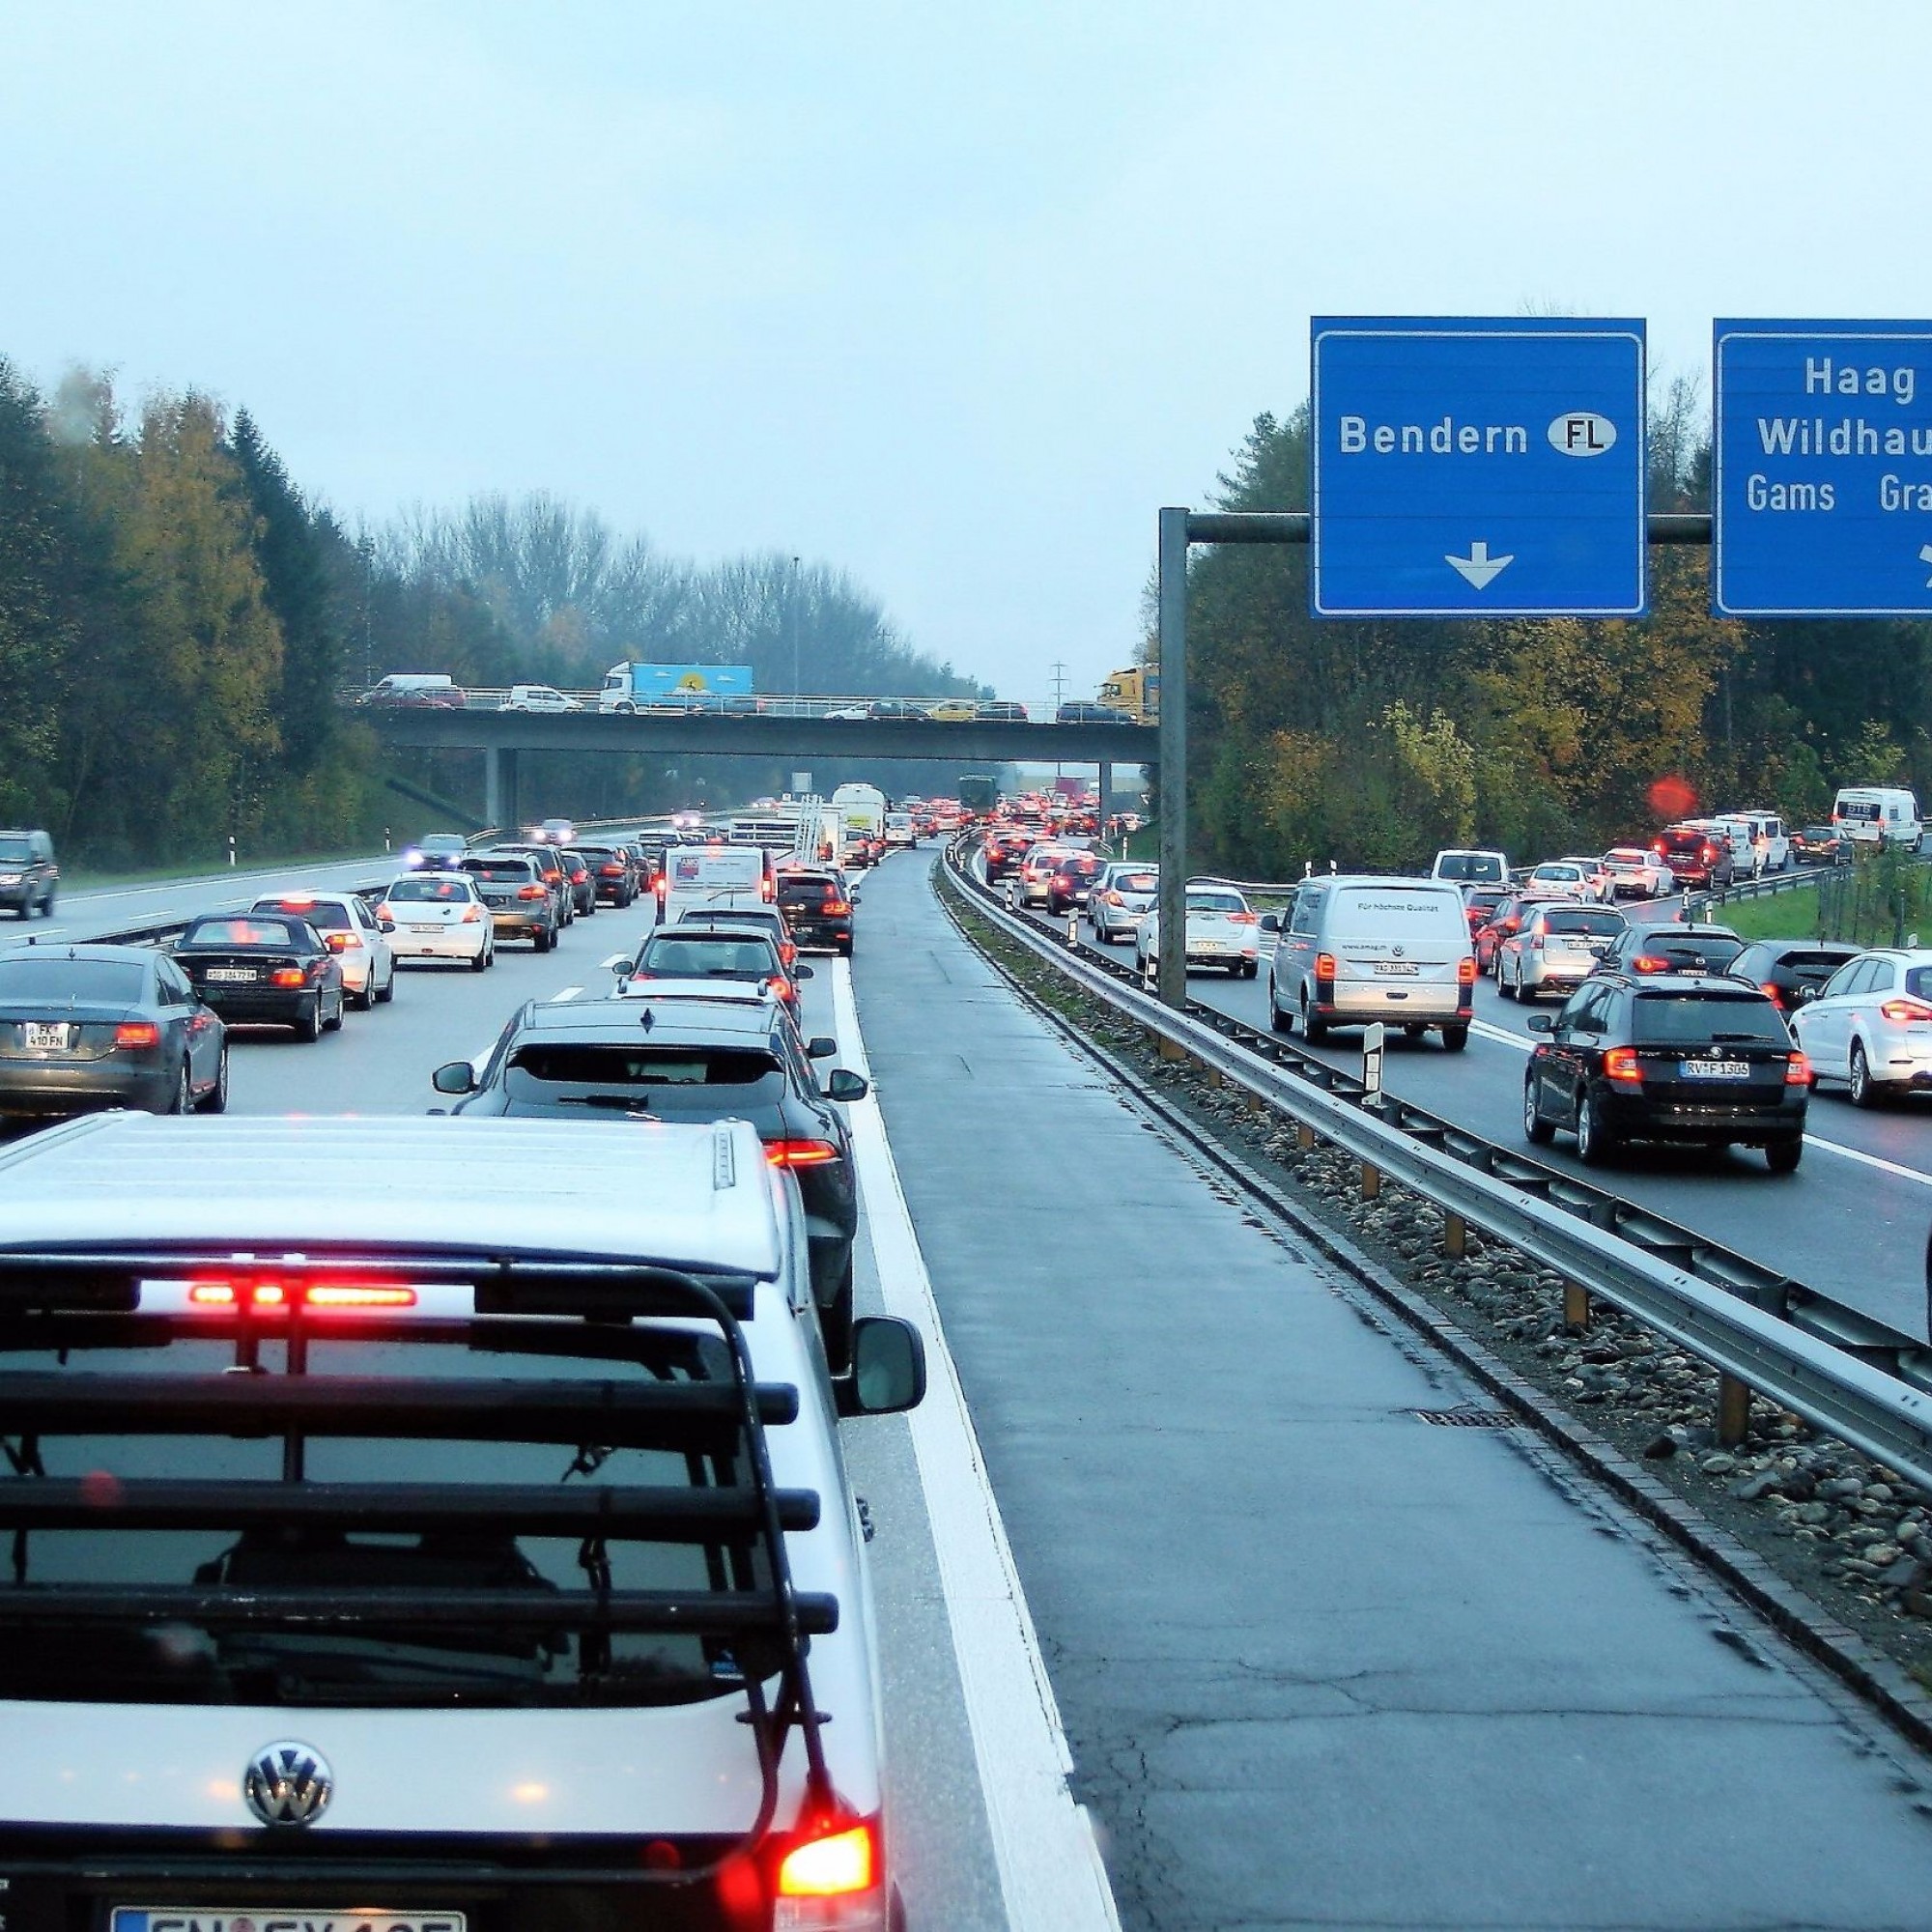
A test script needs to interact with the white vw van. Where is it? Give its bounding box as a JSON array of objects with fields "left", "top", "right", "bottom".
[{"left": 1264, "top": 875, "right": 1476, "bottom": 1050}]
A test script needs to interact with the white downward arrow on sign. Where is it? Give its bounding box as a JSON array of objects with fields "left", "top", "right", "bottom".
[
  {"left": 1446, "top": 540, "right": 1515, "bottom": 589},
  {"left": 1918, "top": 542, "right": 1932, "bottom": 588}
]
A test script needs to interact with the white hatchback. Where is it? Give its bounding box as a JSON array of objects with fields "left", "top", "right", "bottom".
[
  {"left": 1137, "top": 885, "right": 1261, "bottom": 978},
  {"left": 1793, "top": 948, "right": 1932, "bottom": 1106},
  {"left": 375, "top": 871, "right": 495, "bottom": 970}
]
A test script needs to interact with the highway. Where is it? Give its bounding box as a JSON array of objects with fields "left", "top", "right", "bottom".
[{"left": 14, "top": 850, "right": 1932, "bottom": 1926}]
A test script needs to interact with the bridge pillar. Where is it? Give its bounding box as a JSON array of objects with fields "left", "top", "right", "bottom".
[{"left": 485, "top": 747, "right": 521, "bottom": 831}]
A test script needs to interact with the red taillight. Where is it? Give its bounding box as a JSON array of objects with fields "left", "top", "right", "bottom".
[
  {"left": 1631, "top": 954, "right": 1668, "bottom": 973},
  {"left": 113, "top": 1021, "right": 161, "bottom": 1048},
  {"left": 307, "top": 1284, "right": 419, "bottom": 1309},
  {"left": 270, "top": 966, "right": 307, "bottom": 987},
  {"left": 1762, "top": 980, "right": 1784, "bottom": 1007},
  {"left": 1457, "top": 956, "right": 1477, "bottom": 984},
  {"left": 1315, "top": 952, "right": 1337, "bottom": 979},
  {"left": 1786, "top": 1051, "right": 1813, "bottom": 1086},
  {"left": 1101, "top": 891, "right": 1123, "bottom": 907},
  {"left": 780, "top": 942, "right": 798, "bottom": 966},
  {"left": 1702, "top": 844, "right": 1719, "bottom": 863},
  {"left": 824, "top": 898, "right": 851, "bottom": 916},
  {"left": 776, "top": 1819, "right": 877, "bottom": 1900},
  {"left": 599, "top": 864, "right": 622, "bottom": 876},
  {"left": 1604, "top": 1046, "right": 1643, "bottom": 1084},
  {"left": 518, "top": 884, "right": 548, "bottom": 900},
  {"left": 460, "top": 904, "right": 481, "bottom": 923},
  {"left": 765, "top": 1139, "right": 840, "bottom": 1168},
  {"left": 324, "top": 931, "right": 353, "bottom": 952},
  {"left": 569, "top": 867, "right": 588, "bottom": 885},
  {"left": 375, "top": 901, "right": 394, "bottom": 921},
  {"left": 1226, "top": 911, "right": 1258, "bottom": 925},
  {"left": 1882, "top": 999, "right": 1932, "bottom": 1023},
  {"left": 761, "top": 878, "right": 777, "bottom": 901},
  {"left": 766, "top": 976, "right": 795, "bottom": 1001},
  {"left": 651, "top": 874, "right": 667, "bottom": 896}
]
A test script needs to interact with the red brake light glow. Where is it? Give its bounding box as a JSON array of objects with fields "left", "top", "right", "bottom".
[
  {"left": 1761, "top": 981, "right": 1784, "bottom": 1007},
  {"left": 766, "top": 977, "right": 795, "bottom": 1001},
  {"left": 1786, "top": 1051, "right": 1813, "bottom": 1086},
  {"left": 186, "top": 1278, "right": 415, "bottom": 1312},
  {"left": 1880, "top": 999, "right": 1932, "bottom": 1024},
  {"left": 1603, "top": 1046, "right": 1643, "bottom": 1084},
  {"left": 518, "top": 884, "right": 548, "bottom": 900},
  {"left": 776, "top": 1819, "right": 877, "bottom": 1899},
  {"left": 1457, "top": 956, "right": 1477, "bottom": 983},
  {"left": 113, "top": 1021, "right": 160, "bottom": 1048},
  {"left": 270, "top": 966, "right": 308, "bottom": 987},
  {"left": 1314, "top": 952, "right": 1337, "bottom": 979},
  {"left": 324, "top": 932, "right": 353, "bottom": 952},
  {"left": 1226, "top": 911, "right": 1258, "bottom": 925},
  {"left": 1631, "top": 954, "right": 1668, "bottom": 973}
]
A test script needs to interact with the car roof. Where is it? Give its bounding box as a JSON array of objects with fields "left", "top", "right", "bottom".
[
  {"left": 0, "top": 942, "right": 154, "bottom": 967},
  {"left": 1626, "top": 923, "right": 1739, "bottom": 937},
  {"left": 518, "top": 994, "right": 781, "bottom": 1040},
  {"left": 250, "top": 890, "right": 359, "bottom": 909},
  {"left": 1617, "top": 973, "right": 1774, "bottom": 996},
  {"left": 0, "top": 1115, "right": 783, "bottom": 1278}
]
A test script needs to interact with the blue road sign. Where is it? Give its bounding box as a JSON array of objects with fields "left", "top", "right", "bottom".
[
  {"left": 1311, "top": 317, "right": 1647, "bottom": 619},
  {"left": 1713, "top": 321, "right": 1932, "bottom": 617}
]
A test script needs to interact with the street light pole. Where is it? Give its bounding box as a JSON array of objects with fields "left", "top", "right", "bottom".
[{"left": 790, "top": 555, "right": 802, "bottom": 715}]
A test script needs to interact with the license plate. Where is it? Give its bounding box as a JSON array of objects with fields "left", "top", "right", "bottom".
[
  {"left": 1374, "top": 961, "right": 1420, "bottom": 977},
  {"left": 24, "top": 1022, "right": 70, "bottom": 1050},
  {"left": 204, "top": 967, "right": 256, "bottom": 983},
  {"left": 410, "top": 923, "right": 441, "bottom": 933},
  {"left": 1680, "top": 1060, "right": 1749, "bottom": 1080},
  {"left": 112, "top": 1915, "right": 466, "bottom": 1932}
]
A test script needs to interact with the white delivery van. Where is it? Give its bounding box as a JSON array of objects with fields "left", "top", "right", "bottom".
[
  {"left": 1833, "top": 786, "right": 1923, "bottom": 849},
  {"left": 1711, "top": 810, "right": 1790, "bottom": 876},
  {"left": 884, "top": 810, "right": 917, "bottom": 847},
  {"left": 660, "top": 841, "right": 776, "bottom": 925},
  {"left": 1264, "top": 875, "right": 1476, "bottom": 1050}
]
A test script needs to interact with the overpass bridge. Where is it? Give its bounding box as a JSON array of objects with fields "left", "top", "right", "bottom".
[{"left": 362, "top": 704, "right": 1155, "bottom": 824}]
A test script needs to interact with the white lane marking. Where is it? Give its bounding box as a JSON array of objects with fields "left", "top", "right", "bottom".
[
  {"left": 549, "top": 985, "right": 583, "bottom": 1003},
  {"left": 1470, "top": 1014, "right": 1932, "bottom": 1187},
  {"left": 832, "top": 960, "right": 1121, "bottom": 1932}
]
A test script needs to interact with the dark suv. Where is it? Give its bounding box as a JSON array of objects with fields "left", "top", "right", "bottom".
[
  {"left": 434, "top": 990, "right": 867, "bottom": 1369},
  {"left": 0, "top": 829, "right": 57, "bottom": 919},
  {"left": 1654, "top": 823, "right": 1734, "bottom": 890},
  {"left": 1523, "top": 973, "right": 1808, "bottom": 1171},
  {"left": 777, "top": 867, "right": 856, "bottom": 954}
]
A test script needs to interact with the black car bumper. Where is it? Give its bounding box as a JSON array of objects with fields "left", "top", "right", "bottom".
[
  {"left": 197, "top": 988, "right": 316, "bottom": 1026},
  {"left": 1599, "top": 1091, "right": 1805, "bottom": 1145}
]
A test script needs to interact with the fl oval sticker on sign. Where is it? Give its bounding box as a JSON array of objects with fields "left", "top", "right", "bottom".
[{"left": 1548, "top": 412, "right": 1617, "bottom": 457}]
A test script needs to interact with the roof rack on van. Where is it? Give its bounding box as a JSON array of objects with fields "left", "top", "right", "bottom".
[{"left": 0, "top": 1243, "right": 838, "bottom": 1884}]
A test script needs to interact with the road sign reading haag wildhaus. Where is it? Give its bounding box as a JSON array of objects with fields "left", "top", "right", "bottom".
[
  {"left": 1311, "top": 317, "right": 1647, "bottom": 619},
  {"left": 1714, "top": 320, "right": 1932, "bottom": 616}
]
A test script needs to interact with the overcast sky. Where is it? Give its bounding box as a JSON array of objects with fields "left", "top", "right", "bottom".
[{"left": 3, "top": 2, "right": 1926, "bottom": 709}]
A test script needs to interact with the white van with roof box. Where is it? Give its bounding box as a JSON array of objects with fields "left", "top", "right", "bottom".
[
  {"left": 1833, "top": 785, "right": 1923, "bottom": 849},
  {"left": 0, "top": 1112, "right": 923, "bottom": 1930},
  {"left": 1264, "top": 875, "right": 1476, "bottom": 1050}
]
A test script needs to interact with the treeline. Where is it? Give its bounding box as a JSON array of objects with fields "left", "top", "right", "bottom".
[
  {"left": 0, "top": 360, "right": 980, "bottom": 867},
  {"left": 1179, "top": 388, "right": 1932, "bottom": 877}
]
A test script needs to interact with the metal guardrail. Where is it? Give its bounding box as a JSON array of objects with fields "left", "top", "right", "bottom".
[{"left": 939, "top": 838, "right": 1932, "bottom": 1495}]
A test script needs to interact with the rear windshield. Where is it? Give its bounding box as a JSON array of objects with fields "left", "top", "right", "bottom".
[
  {"left": 1435, "top": 854, "right": 1502, "bottom": 881},
  {"left": 1056, "top": 857, "right": 1102, "bottom": 876},
  {"left": 509, "top": 1044, "right": 780, "bottom": 1087},
  {"left": 1838, "top": 799, "right": 1882, "bottom": 822},
  {"left": 0, "top": 957, "right": 145, "bottom": 1002},
  {"left": 638, "top": 937, "right": 778, "bottom": 977},
  {"left": 184, "top": 917, "right": 307, "bottom": 950},
  {"left": 575, "top": 847, "right": 619, "bottom": 864},
  {"left": 1186, "top": 892, "right": 1246, "bottom": 913},
  {"left": 385, "top": 877, "right": 473, "bottom": 903},
  {"left": 1658, "top": 830, "right": 1713, "bottom": 852},
  {"left": 1634, "top": 933, "right": 1745, "bottom": 972},
  {"left": 1632, "top": 994, "right": 1788, "bottom": 1044},
  {"left": 1113, "top": 872, "right": 1157, "bottom": 892},
  {"left": 779, "top": 877, "right": 838, "bottom": 903},
  {"left": 1605, "top": 849, "right": 1648, "bottom": 866},
  {"left": 1545, "top": 909, "right": 1625, "bottom": 937},
  {"left": 0, "top": 838, "right": 35, "bottom": 862},
  {"left": 1909, "top": 968, "right": 1932, "bottom": 1001},
  {"left": 459, "top": 859, "right": 534, "bottom": 882},
  {"left": 258, "top": 898, "right": 349, "bottom": 931},
  {"left": 1771, "top": 949, "right": 1858, "bottom": 976}
]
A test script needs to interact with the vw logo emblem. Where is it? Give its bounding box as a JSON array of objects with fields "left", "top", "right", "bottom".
[
  {"left": 243, "top": 1741, "right": 334, "bottom": 1828},
  {"left": 1390, "top": 944, "right": 1406, "bottom": 958}
]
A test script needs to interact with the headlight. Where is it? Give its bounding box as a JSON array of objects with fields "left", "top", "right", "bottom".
[{"left": 0, "top": 874, "right": 18, "bottom": 885}]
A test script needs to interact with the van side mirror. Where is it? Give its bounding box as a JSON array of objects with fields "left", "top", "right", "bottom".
[
  {"left": 825, "top": 1069, "right": 868, "bottom": 1102},
  {"left": 807, "top": 1036, "right": 838, "bottom": 1060},
  {"left": 835, "top": 1316, "right": 926, "bottom": 1418},
  {"left": 431, "top": 1061, "right": 477, "bottom": 1094}
]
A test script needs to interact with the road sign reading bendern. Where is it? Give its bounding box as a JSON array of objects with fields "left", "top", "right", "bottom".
[
  {"left": 1714, "top": 320, "right": 1932, "bottom": 616},
  {"left": 1311, "top": 317, "right": 1647, "bottom": 620}
]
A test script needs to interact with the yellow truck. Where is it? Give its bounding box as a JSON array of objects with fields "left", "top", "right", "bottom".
[{"left": 1096, "top": 667, "right": 1159, "bottom": 724}]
